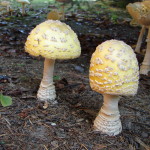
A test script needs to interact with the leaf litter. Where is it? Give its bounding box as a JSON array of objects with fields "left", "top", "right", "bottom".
[{"left": 0, "top": 2, "right": 150, "bottom": 150}]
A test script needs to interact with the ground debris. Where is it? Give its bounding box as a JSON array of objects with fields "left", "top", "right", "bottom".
[{"left": 0, "top": 4, "right": 150, "bottom": 149}]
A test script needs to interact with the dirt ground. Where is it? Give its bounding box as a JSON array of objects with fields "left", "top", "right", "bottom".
[{"left": 0, "top": 8, "right": 150, "bottom": 150}]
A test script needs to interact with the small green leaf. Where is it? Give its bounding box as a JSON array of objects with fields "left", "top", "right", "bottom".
[
  {"left": 53, "top": 75, "right": 60, "bottom": 81},
  {"left": 0, "top": 94, "right": 12, "bottom": 107}
]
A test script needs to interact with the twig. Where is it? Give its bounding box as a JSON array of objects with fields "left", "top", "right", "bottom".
[
  {"left": 81, "top": 144, "right": 88, "bottom": 150},
  {"left": 28, "top": 119, "right": 33, "bottom": 125},
  {"left": 21, "top": 96, "right": 36, "bottom": 99},
  {"left": 43, "top": 145, "right": 49, "bottom": 150},
  {"left": 3, "top": 117, "right": 11, "bottom": 126},
  {"left": 3, "top": 117, "right": 13, "bottom": 134},
  {"left": 0, "top": 134, "right": 7, "bottom": 137},
  {"left": 135, "top": 137, "right": 150, "bottom": 150}
]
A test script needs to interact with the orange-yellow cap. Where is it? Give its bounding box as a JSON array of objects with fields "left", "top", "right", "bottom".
[
  {"left": 90, "top": 40, "right": 139, "bottom": 96},
  {"left": 126, "top": 1, "right": 150, "bottom": 26}
]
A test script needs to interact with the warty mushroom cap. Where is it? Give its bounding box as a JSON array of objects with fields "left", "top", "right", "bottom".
[
  {"left": 0, "top": 1, "right": 10, "bottom": 6},
  {"left": 25, "top": 20, "right": 81, "bottom": 59},
  {"left": 126, "top": 2, "right": 150, "bottom": 26},
  {"left": 16, "top": 0, "right": 30, "bottom": 4},
  {"left": 89, "top": 40, "right": 139, "bottom": 96},
  {"left": 143, "top": 0, "right": 150, "bottom": 8}
]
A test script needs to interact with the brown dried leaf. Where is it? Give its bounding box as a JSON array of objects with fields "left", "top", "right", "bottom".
[{"left": 93, "top": 144, "right": 107, "bottom": 150}]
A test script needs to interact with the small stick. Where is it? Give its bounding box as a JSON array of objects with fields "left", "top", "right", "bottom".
[
  {"left": 81, "top": 144, "right": 89, "bottom": 150},
  {"left": 135, "top": 137, "right": 150, "bottom": 150},
  {"left": 0, "top": 134, "right": 7, "bottom": 137},
  {"left": 43, "top": 145, "right": 49, "bottom": 150}
]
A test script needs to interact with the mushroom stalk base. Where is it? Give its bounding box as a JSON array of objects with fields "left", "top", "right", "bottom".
[
  {"left": 94, "top": 94, "right": 122, "bottom": 136},
  {"left": 37, "top": 58, "right": 56, "bottom": 104},
  {"left": 140, "top": 27, "right": 150, "bottom": 75}
]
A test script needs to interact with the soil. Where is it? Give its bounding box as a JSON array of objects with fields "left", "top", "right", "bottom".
[{"left": 0, "top": 9, "right": 150, "bottom": 150}]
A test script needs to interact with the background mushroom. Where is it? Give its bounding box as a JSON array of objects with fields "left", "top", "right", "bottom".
[
  {"left": 16, "top": 0, "right": 30, "bottom": 16},
  {"left": 89, "top": 40, "right": 139, "bottom": 136},
  {"left": 126, "top": 1, "right": 150, "bottom": 75},
  {"left": 0, "top": 1, "right": 11, "bottom": 13},
  {"left": 25, "top": 20, "right": 81, "bottom": 108},
  {"left": 55, "top": 0, "right": 71, "bottom": 20},
  {"left": 47, "top": 9, "right": 61, "bottom": 20}
]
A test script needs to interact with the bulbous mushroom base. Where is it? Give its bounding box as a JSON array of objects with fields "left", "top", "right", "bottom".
[
  {"left": 94, "top": 114, "right": 122, "bottom": 136},
  {"left": 93, "top": 95, "right": 122, "bottom": 136},
  {"left": 37, "top": 83, "right": 56, "bottom": 104},
  {"left": 140, "top": 64, "right": 150, "bottom": 75}
]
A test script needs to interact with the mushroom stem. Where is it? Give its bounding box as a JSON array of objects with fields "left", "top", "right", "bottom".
[
  {"left": 6, "top": 5, "right": 10, "bottom": 13},
  {"left": 140, "top": 27, "right": 150, "bottom": 75},
  {"left": 94, "top": 94, "right": 122, "bottom": 136},
  {"left": 22, "top": 3, "right": 25, "bottom": 15},
  {"left": 37, "top": 58, "right": 56, "bottom": 104},
  {"left": 135, "top": 25, "right": 146, "bottom": 53},
  {"left": 61, "top": 5, "right": 65, "bottom": 20}
]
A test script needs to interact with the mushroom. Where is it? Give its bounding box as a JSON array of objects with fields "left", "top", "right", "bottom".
[
  {"left": 55, "top": 0, "right": 71, "bottom": 20},
  {"left": 47, "top": 9, "right": 61, "bottom": 20},
  {"left": 16, "top": 0, "right": 30, "bottom": 16},
  {"left": 89, "top": 40, "right": 139, "bottom": 136},
  {"left": 8, "top": 7, "right": 14, "bottom": 16},
  {"left": 0, "top": 1, "right": 11, "bottom": 13},
  {"left": 25, "top": 20, "right": 81, "bottom": 108},
  {"left": 126, "top": 1, "right": 150, "bottom": 75}
]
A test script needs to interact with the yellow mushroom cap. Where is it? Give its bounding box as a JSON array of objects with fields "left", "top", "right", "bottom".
[
  {"left": 89, "top": 40, "right": 139, "bottom": 96},
  {"left": 126, "top": 2, "right": 150, "bottom": 26},
  {"left": 25, "top": 20, "right": 81, "bottom": 60}
]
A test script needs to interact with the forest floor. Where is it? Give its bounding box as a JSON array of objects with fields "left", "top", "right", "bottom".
[{"left": 0, "top": 2, "right": 150, "bottom": 150}]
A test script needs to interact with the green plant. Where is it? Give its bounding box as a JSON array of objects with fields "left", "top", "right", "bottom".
[
  {"left": 112, "top": 0, "right": 140, "bottom": 8},
  {"left": 110, "top": 13, "right": 118, "bottom": 23},
  {"left": 53, "top": 75, "right": 60, "bottom": 81},
  {"left": 0, "top": 93, "right": 12, "bottom": 107}
]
